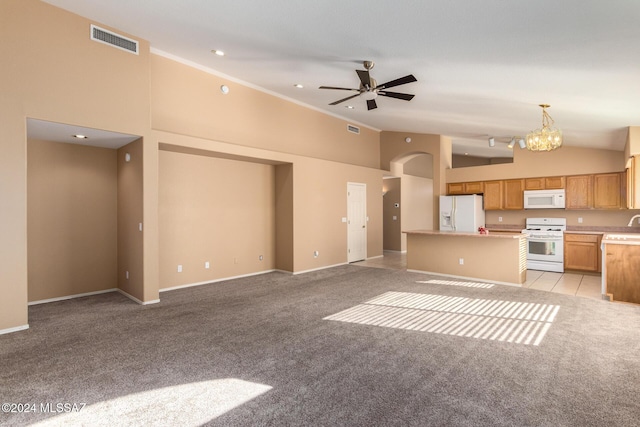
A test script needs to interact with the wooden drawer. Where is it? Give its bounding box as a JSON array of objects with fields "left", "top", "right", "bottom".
[{"left": 565, "top": 233, "right": 599, "bottom": 243}]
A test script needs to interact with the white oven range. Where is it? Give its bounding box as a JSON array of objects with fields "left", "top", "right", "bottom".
[{"left": 522, "top": 218, "right": 566, "bottom": 273}]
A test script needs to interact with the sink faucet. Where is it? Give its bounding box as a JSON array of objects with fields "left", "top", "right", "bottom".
[{"left": 627, "top": 214, "right": 640, "bottom": 226}]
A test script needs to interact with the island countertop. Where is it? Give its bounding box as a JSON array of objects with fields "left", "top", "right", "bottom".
[{"left": 404, "top": 229, "right": 525, "bottom": 239}]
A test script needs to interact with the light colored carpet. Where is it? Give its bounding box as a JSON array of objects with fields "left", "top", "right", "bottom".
[{"left": 1, "top": 265, "right": 639, "bottom": 426}]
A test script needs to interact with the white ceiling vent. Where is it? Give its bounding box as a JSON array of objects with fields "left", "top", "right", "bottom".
[
  {"left": 91, "top": 24, "right": 139, "bottom": 55},
  {"left": 347, "top": 124, "right": 360, "bottom": 135}
]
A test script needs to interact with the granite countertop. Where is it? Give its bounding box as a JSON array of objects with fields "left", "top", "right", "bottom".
[{"left": 403, "top": 230, "right": 524, "bottom": 239}]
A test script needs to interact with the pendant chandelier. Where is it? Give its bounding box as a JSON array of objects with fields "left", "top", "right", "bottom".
[{"left": 525, "top": 104, "right": 562, "bottom": 151}]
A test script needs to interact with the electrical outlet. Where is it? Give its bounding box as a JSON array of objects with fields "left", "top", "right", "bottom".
[
  {"left": 498, "top": 217, "right": 503, "bottom": 222},
  {"left": 578, "top": 217, "right": 583, "bottom": 223},
  {"left": 125, "top": 271, "right": 129, "bottom": 279},
  {"left": 259, "top": 255, "right": 263, "bottom": 261},
  {"left": 177, "top": 265, "right": 182, "bottom": 273},
  {"left": 459, "top": 258, "right": 464, "bottom": 265},
  {"left": 314, "top": 250, "right": 319, "bottom": 258},
  {"left": 205, "top": 261, "right": 210, "bottom": 269}
]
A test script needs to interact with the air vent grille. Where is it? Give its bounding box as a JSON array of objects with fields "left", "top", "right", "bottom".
[
  {"left": 91, "top": 24, "right": 139, "bottom": 55},
  {"left": 347, "top": 124, "right": 360, "bottom": 134}
]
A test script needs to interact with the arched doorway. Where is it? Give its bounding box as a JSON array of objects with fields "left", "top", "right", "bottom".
[{"left": 383, "top": 152, "right": 434, "bottom": 252}]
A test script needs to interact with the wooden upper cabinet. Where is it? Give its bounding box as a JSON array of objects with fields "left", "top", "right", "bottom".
[
  {"left": 503, "top": 179, "right": 525, "bottom": 210},
  {"left": 525, "top": 176, "right": 565, "bottom": 190},
  {"left": 447, "top": 182, "right": 465, "bottom": 194},
  {"left": 544, "top": 176, "right": 565, "bottom": 189},
  {"left": 594, "top": 172, "right": 623, "bottom": 209},
  {"left": 447, "top": 181, "right": 483, "bottom": 195},
  {"left": 464, "top": 181, "right": 484, "bottom": 194},
  {"left": 524, "top": 177, "right": 545, "bottom": 190},
  {"left": 483, "top": 180, "right": 503, "bottom": 210},
  {"left": 566, "top": 174, "right": 593, "bottom": 209}
]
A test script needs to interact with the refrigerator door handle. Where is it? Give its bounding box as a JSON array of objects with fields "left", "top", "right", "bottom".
[{"left": 451, "top": 196, "right": 456, "bottom": 231}]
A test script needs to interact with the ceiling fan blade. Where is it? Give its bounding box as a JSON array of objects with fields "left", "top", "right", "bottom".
[
  {"left": 319, "top": 86, "right": 360, "bottom": 91},
  {"left": 377, "top": 74, "right": 417, "bottom": 90},
  {"left": 378, "top": 91, "right": 415, "bottom": 101},
  {"left": 366, "top": 99, "right": 377, "bottom": 110},
  {"left": 356, "top": 70, "right": 371, "bottom": 88},
  {"left": 329, "top": 93, "right": 361, "bottom": 105}
]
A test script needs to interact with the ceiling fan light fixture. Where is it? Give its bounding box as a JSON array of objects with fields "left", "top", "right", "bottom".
[
  {"left": 361, "top": 91, "right": 378, "bottom": 101},
  {"left": 526, "top": 104, "right": 562, "bottom": 151}
]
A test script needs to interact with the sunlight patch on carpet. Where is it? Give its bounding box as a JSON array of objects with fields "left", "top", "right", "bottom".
[
  {"left": 324, "top": 291, "right": 559, "bottom": 346},
  {"left": 416, "top": 279, "right": 495, "bottom": 289},
  {"left": 30, "top": 378, "right": 272, "bottom": 427}
]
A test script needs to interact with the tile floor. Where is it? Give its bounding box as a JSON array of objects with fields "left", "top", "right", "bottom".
[{"left": 354, "top": 251, "right": 604, "bottom": 302}]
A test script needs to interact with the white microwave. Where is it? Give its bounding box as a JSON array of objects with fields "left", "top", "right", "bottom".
[{"left": 524, "top": 189, "right": 566, "bottom": 209}]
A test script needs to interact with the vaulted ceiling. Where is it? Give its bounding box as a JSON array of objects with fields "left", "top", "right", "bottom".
[{"left": 42, "top": 0, "right": 640, "bottom": 157}]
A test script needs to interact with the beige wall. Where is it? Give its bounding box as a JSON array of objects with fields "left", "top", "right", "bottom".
[
  {"left": 1, "top": 0, "right": 152, "bottom": 330},
  {"left": 117, "top": 139, "right": 145, "bottom": 300},
  {"left": 627, "top": 126, "right": 640, "bottom": 158},
  {"left": 150, "top": 54, "right": 380, "bottom": 169},
  {"left": 380, "top": 132, "right": 450, "bottom": 229},
  {"left": 1, "top": 0, "right": 385, "bottom": 332},
  {"left": 404, "top": 154, "right": 433, "bottom": 178},
  {"left": 275, "top": 164, "right": 294, "bottom": 271},
  {"left": 27, "top": 140, "right": 118, "bottom": 302},
  {"left": 486, "top": 209, "right": 640, "bottom": 229},
  {"left": 159, "top": 150, "right": 276, "bottom": 289},
  {"left": 447, "top": 145, "right": 625, "bottom": 182},
  {"left": 400, "top": 175, "right": 434, "bottom": 250},
  {"left": 383, "top": 178, "right": 402, "bottom": 251}
]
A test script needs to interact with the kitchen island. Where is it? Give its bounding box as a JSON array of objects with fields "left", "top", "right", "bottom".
[{"left": 405, "top": 230, "right": 527, "bottom": 285}]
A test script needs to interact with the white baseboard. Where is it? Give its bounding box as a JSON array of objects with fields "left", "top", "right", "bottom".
[
  {"left": 293, "top": 262, "right": 348, "bottom": 275},
  {"left": 367, "top": 255, "right": 384, "bottom": 260},
  {"left": 160, "top": 269, "right": 277, "bottom": 293},
  {"left": 406, "top": 269, "right": 522, "bottom": 288},
  {"left": 0, "top": 324, "right": 29, "bottom": 335},
  {"left": 117, "top": 288, "right": 160, "bottom": 305},
  {"left": 28, "top": 288, "right": 118, "bottom": 306}
]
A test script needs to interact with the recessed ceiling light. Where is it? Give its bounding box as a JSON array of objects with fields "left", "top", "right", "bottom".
[
  {"left": 345, "top": 105, "right": 354, "bottom": 109},
  {"left": 220, "top": 85, "right": 229, "bottom": 94},
  {"left": 72, "top": 134, "right": 88, "bottom": 139},
  {"left": 211, "top": 49, "right": 225, "bottom": 56},
  {"left": 294, "top": 84, "right": 304, "bottom": 89},
  {"left": 464, "top": 152, "right": 469, "bottom": 156}
]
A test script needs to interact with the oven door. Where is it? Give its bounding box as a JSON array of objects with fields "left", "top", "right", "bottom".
[{"left": 527, "top": 235, "right": 563, "bottom": 263}]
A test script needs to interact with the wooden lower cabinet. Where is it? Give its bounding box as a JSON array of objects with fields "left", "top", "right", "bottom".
[
  {"left": 564, "top": 233, "right": 601, "bottom": 272},
  {"left": 604, "top": 244, "right": 640, "bottom": 304}
]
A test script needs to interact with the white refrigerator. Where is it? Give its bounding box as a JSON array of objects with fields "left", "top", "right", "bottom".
[{"left": 439, "top": 195, "right": 485, "bottom": 232}]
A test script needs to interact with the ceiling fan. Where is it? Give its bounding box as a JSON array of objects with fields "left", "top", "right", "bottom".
[{"left": 319, "top": 61, "right": 417, "bottom": 111}]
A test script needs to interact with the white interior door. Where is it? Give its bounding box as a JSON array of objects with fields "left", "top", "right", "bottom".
[{"left": 347, "top": 182, "right": 367, "bottom": 262}]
